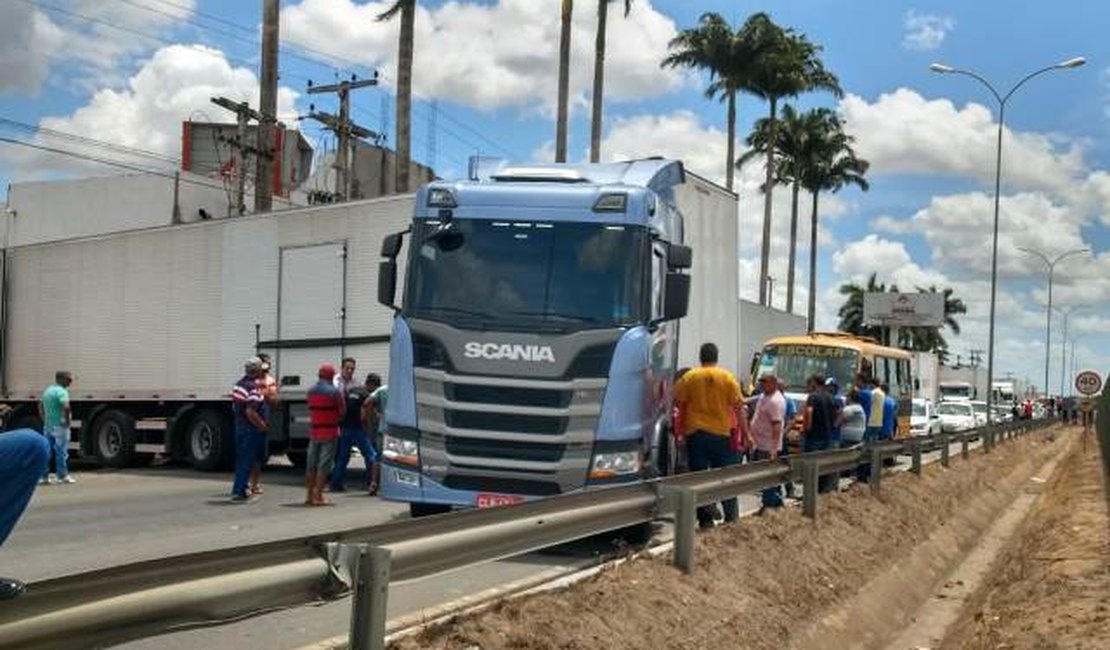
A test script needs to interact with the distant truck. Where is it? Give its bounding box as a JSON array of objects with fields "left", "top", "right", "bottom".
[
  {"left": 1, "top": 192, "right": 410, "bottom": 469},
  {"left": 374, "top": 159, "right": 736, "bottom": 516},
  {"left": 939, "top": 380, "right": 974, "bottom": 402},
  {"left": 992, "top": 381, "right": 1016, "bottom": 405}
]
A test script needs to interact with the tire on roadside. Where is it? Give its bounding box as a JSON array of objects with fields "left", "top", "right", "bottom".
[
  {"left": 92, "top": 409, "right": 139, "bottom": 468},
  {"left": 186, "top": 408, "right": 234, "bottom": 471}
]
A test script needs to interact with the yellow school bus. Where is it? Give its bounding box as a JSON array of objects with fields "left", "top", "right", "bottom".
[{"left": 751, "top": 332, "right": 913, "bottom": 438}]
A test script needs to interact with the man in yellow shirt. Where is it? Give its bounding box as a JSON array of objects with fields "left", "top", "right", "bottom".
[{"left": 674, "top": 342, "right": 745, "bottom": 529}]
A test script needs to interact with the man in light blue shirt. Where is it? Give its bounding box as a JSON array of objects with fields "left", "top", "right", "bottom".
[{"left": 38, "top": 371, "right": 75, "bottom": 484}]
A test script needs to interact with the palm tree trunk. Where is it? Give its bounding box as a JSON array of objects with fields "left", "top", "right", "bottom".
[
  {"left": 555, "top": 0, "right": 573, "bottom": 162},
  {"left": 786, "top": 178, "right": 799, "bottom": 314},
  {"left": 758, "top": 96, "right": 778, "bottom": 306},
  {"left": 807, "top": 189, "right": 819, "bottom": 332},
  {"left": 394, "top": 1, "right": 414, "bottom": 193},
  {"left": 589, "top": 0, "right": 607, "bottom": 163},
  {"left": 725, "top": 89, "right": 735, "bottom": 191}
]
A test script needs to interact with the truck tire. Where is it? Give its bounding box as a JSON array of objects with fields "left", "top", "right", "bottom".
[
  {"left": 93, "top": 410, "right": 138, "bottom": 467},
  {"left": 409, "top": 503, "right": 452, "bottom": 518},
  {"left": 187, "top": 409, "right": 234, "bottom": 471}
]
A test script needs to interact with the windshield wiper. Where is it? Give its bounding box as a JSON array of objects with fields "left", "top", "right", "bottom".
[
  {"left": 502, "top": 310, "right": 600, "bottom": 323},
  {"left": 411, "top": 306, "right": 496, "bottom": 320}
]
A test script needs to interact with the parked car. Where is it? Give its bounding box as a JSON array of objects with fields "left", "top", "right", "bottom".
[
  {"left": 937, "top": 401, "right": 977, "bottom": 433},
  {"left": 968, "top": 400, "right": 990, "bottom": 427},
  {"left": 910, "top": 398, "right": 942, "bottom": 437}
]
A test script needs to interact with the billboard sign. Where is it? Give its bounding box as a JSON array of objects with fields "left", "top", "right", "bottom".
[{"left": 863, "top": 292, "right": 945, "bottom": 327}]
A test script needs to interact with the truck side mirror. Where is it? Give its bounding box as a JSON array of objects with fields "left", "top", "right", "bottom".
[
  {"left": 381, "top": 232, "right": 404, "bottom": 258},
  {"left": 662, "top": 272, "right": 690, "bottom": 321},
  {"left": 667, "top": 244, "right": 692, "bottom": 270},
  {"left": 378, "top": 260, "right": 398, "bottom": 308}
]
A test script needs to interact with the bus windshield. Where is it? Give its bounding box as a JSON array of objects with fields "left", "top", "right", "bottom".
[{"left": 756, "top": 344, "right": 859, "bottom": 393}]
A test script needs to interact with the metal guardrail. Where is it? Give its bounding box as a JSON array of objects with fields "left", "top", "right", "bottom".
[{"left": 0, "top": 418, "right": 1054, "bottom": 650}]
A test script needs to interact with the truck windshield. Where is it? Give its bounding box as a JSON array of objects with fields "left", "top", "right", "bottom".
[
  {"left": 403, "top": 219, "right": 647, "bottom": 331},
  {"left": 940, "top": 385, "right": 972, "bottom": 400},
  {"left": 755, "top": 344, "right": 859, "bottom": 393}
]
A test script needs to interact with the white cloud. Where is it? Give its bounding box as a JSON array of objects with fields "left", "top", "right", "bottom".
[
  {"left": 4, "top": 45, "right": 299, "bottom": 182},
  {"left": 0, "top": 4, "right": 64, "bottom": 95},
  {"left": 902, "top": 10, "right": 955, "bottom": 51},
  {"left": 841, "top": 89, "right": 1086, "bottom": 194},
  {"left": 280, "top": 0, "right": 682, "bottom": 112}
]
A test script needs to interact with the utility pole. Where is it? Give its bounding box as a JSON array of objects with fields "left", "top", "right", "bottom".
[
  {"left": 255, "top": 0, "right": 279, "bottom": 213},
  {"left": 211, "top": 96, "right": 264, "bottom": 215},
  {"left": 306, "top": 75, "right": 378, "bottom": 202}
]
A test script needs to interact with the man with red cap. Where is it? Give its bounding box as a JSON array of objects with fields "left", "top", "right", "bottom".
[{"left": 305, "top": 363, "right": 345, "bottom": 505}]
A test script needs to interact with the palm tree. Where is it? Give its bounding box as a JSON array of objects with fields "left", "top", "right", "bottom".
[
  {"left": 838, "top": 279, "right": 965, "bottom": 353},
  {"left": 837, "top": 273, "right": 887, "bottom": 341},
  {"left": 739, "top": 104, "right": 836, "bottom": 314},
  {"left": 589, "top": 1, "right": 633, "bottom": 163},
  {"left": 744, "top": 15, "right": 842, "bottom": 307},
  {"left": 662, "top": 12, "right": 766, "bottom": 190},
  {"left": 555, "top": 0, "right": 573, "bottom": 162},
  {"left": 378, "top": 0, "right": 416, "bottom": 192},
  {"left": 801, "top": 116, "right": 869, "bottom": 332}
]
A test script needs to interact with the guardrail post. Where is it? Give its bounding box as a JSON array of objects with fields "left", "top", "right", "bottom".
[
  {"left": 961, "top": 433, "right": 970, "bottom": 459},
  {"left": 940, "top": 434, "right": 950, "bottom": 468},
  {"left": 869, "top": 446, "right": 883, "bottom": 495},
  {"left": 349, "top": 545, "right": 392, "bottom": 650},
  {"left": 801, "top": 459, "right": 819, "bottom": 519},
  {"left": 983, "top": 426, "right": 992, "bottom": 453},
  {"left": 660, "top": 486, "right": 697, "bottom": 574},
  {"left": 910, "top": 439, "right": 922, "bottom": 475}
]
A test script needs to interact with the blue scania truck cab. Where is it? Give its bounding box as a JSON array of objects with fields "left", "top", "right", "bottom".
[{"left": 376, "top": 158, "right": 698, "bottom": 517}]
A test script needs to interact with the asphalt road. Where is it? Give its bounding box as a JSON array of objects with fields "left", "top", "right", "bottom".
[{"left": 4, "top": 436, "right": 978, "bottom": 650}]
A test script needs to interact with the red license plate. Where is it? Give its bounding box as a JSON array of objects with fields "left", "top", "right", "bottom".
[{"left": 476, "top": 493, "right": 525, "bottom": 509}]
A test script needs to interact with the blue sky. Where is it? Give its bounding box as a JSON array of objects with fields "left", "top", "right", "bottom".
[{"left": 2, "top": 0, "right": 1108, "bottom": 395}]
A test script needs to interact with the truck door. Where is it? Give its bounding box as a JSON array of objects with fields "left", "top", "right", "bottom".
[{"left": 276, "top": 242, "right": 348, "bottom": 390}]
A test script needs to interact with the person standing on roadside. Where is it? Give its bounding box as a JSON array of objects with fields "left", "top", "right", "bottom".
[
  {"left": 750, "top": 373, "right": 786, "bottom": 513},
  {"left": 230, "top": 358, "right": 270, "bottom": 502},
  {"left": 38, "top": 371, "right": 75, "bottom": 485},
  {"left": 329, "top": 366, "right": 379, "bottom": 494},
  {"left": 840, "top": 389, "right": 867, "bottom": 445},
  {"left": 366, "top": 381, "right": 390, "bottom": 458},
  {"left": 880, "top": 383, "right": 897, "bottom": 440},
  {"left": 825, "top": 377, "right": 845, "bottom": 449},
  {"left": 360, "top": 373, "right": 384, "bottom": 494},
  {"left": 0, "top": 422, "right": 49, "bottom": 599},
  {"left": 864, "top": 376, "right": 885, "bottom": 442},
  {"left": 257, "top": 353, "right": 279, "bottom": 405},
  {"left": 802, "top": 374, "right": 838, "bottom": 493},
  {"left": 673, "top": 343, "right": 745, "bottom": 529},
  {"left": 306, "top": 364, "right": 345, "bottom": 506}
]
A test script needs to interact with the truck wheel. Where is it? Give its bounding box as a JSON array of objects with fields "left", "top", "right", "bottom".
[
  {"left": 409, "top": 503, "right": 452, "bottom": 518},
  {"left": 187, "top": 409, "right": 233, "bottom": 471},
  {"left": 93, "top": 410, "right": 138, "bottom": 467}
]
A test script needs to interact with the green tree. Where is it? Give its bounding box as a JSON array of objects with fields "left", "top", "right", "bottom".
[
  {"left": 801, "top": 117, "right": 869, "bottom": 331},
  {"left": 837, "top": 273, "right": 888, "bottom": 341},
  {"left": 378, "top": 0, "right": 416, "bottom": 192},
  {"left": 745, "top": 15, "right": 842, "bottom": 307},
  {"left": 589, "top": 1, "right": 633, "bottom": 163},
  {"left": 555, "top": 0, "right": 573, "bottom": 162},
  {"left": 661, "top": 12, "right": 768, "bottom": 191},
  {"left": 739, "top": 104, "right": 837, "bottom": 315}
]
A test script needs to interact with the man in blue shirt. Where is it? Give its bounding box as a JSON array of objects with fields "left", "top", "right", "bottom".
[
  {"left": 230, "top": 357, "right": 270, "bottom": 502},
  {"left": 880, "top": 383, "right": 897, "bottom": 440},
  {"left": 0, "top": 421, "right": 49, "bottom": 599}
]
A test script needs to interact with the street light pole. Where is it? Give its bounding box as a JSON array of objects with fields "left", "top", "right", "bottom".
[
  {"left": 1055, "top": 305, "right": 1084, "bottom": 395},
  {"left": 930, "top": 57, "right": 1085, "bottom": 433},
  {"left": 1018, "top": 246, "right": 1088, "bottom": 398}
]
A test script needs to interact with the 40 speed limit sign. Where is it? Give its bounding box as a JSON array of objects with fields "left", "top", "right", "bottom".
[{"left": 1075, "top": 370, "right": 1103, "bottom": 396}]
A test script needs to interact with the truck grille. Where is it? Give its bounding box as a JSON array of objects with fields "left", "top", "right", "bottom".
[
  {"left": 444, "top": 410, "right": 567, "bottom": 435},
  {"left": 445, "top": 436, "right": 565, "bottom": 463},
  {"left": 446, "top": 383, "right": 569, "bottom": 408}
]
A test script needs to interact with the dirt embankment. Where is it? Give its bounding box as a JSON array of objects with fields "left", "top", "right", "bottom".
[
  {"left": 941, "top": 430, "right": 1110, "bottom": 650},
  {"left": 390, "top": 431, "right": 1069, "bottom": 650}
]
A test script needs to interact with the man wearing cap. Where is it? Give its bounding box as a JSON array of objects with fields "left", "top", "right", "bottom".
[
  {"left": 306, "top": 364, "right": 345, "bottom": 506},
  {"left": 750, "top": 373, "right": 786, "bottom": 512},
  {"left": 230, "top": 358, "right": 270, "bottom": 502}
]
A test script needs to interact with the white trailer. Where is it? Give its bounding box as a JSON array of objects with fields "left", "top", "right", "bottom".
[
  {"left": 1, "top": 192, "right": 411, "bottom": 468},
  {"left": 673, "top": 172, "right": 742, "bottom": 375}
]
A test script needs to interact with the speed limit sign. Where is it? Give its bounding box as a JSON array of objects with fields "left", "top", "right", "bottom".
[{"left": 1075, "top": 370, "right": 1103, "bottom": 396}]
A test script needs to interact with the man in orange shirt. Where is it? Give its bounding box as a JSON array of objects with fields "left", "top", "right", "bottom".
[{"left": 674, "top": 342, "right": 746, "bottom": 529}]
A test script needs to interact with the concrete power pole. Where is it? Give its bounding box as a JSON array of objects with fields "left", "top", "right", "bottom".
[
  {"left": 307, "top": 75, "right": 378, "bottom": 202},
  {"left": 211, "top": 97, "right": 264, "bottom": 215},
  {"left": 254, "top": 0, "right": 279, "bottom": 213}
]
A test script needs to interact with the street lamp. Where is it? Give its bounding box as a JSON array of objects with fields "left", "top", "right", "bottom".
[
  {"left": 1054, "top": 304, "right": 1084, "bottom": 395},
  {"left": 930, "top": 57, "right": 1085, "bottom": 433},
  {"left": 1018, "top": 246, "right": 1088, "bottom": 398}
]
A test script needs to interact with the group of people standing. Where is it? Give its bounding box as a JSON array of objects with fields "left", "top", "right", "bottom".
[
  {"left": 672, "top": 342, "right": 895, "bottom": 529},
  {"left": 229, "top": 355, "right": 387, "bottom": 506}
]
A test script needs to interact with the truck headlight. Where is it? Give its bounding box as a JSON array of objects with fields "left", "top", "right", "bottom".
[
  {"left": 588, "top": 449, "right": 641, "bottom": 480},
  {"left": 382, "top": 434, "right": 419, "bottom": 467}
]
